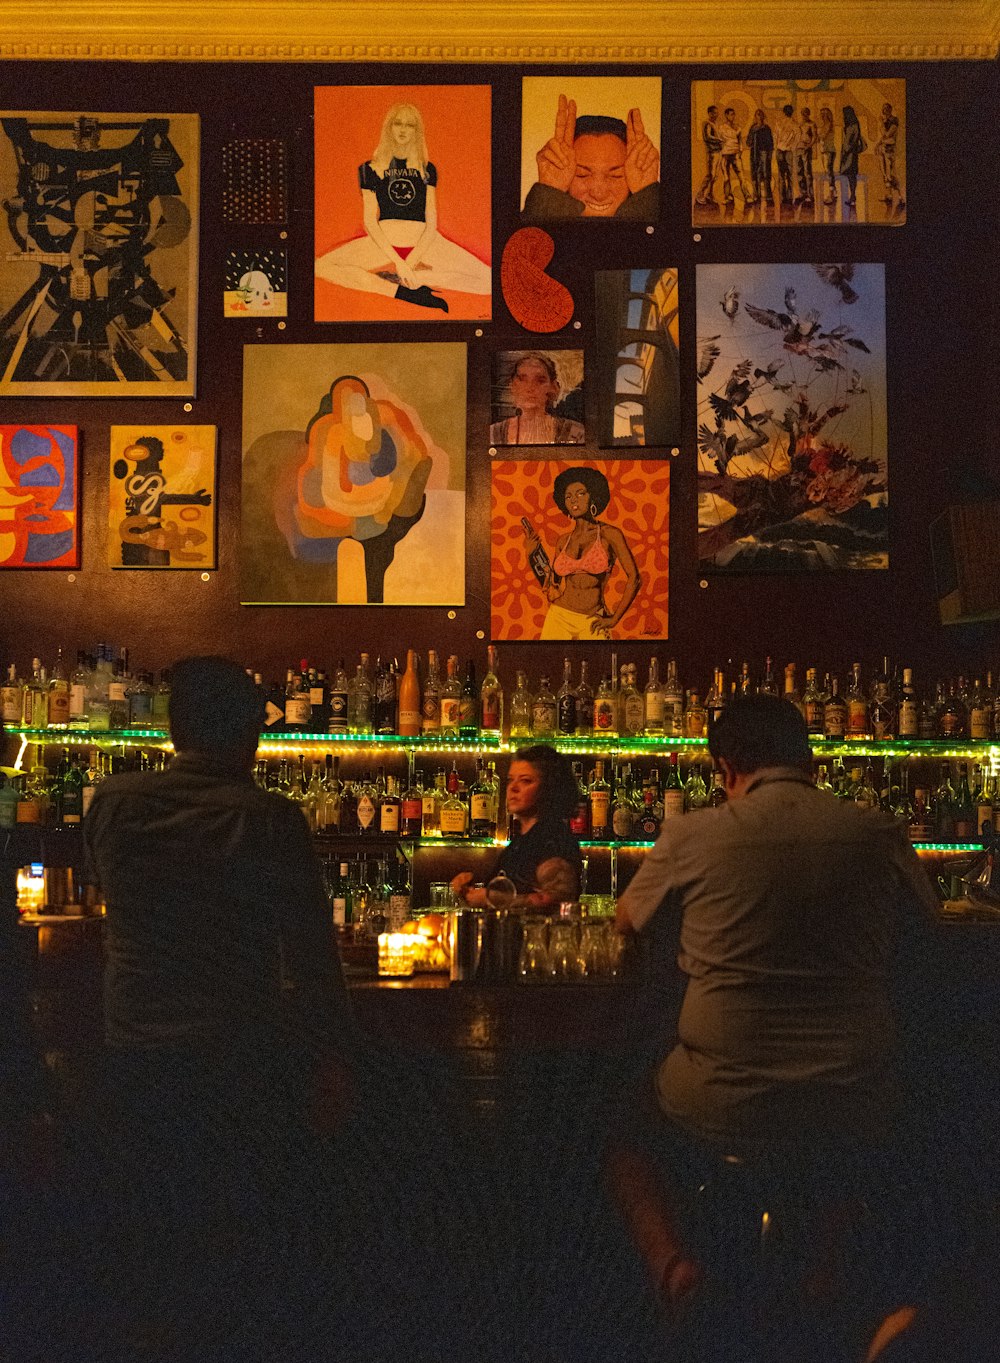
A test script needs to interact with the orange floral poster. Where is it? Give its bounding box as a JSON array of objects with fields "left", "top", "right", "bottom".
[
  {"left": 491, "top": 460, "right": 669, "bottom": 641},
  {"left": 315, "top": 85, "right": 492, "bottom": 323}
]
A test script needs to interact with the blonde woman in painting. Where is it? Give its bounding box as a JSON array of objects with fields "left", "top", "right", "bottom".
[
  {"left": 523, "top": 466, "right": 642, "bottom": 640},
  {"left": 315, "top": 102, "right": 491, "bottom": 314}
]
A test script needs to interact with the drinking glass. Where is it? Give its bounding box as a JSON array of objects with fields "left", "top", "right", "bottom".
[
  {"left": 518, "top": 918, "right": 551, "bottom": 983},
  {"left": 548, "top": 920, "right": 581, "bottom": 982}
]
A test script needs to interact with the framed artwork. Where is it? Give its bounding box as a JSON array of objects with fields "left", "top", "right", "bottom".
[
  {"left": 221, "top": 138, "right": 288, "bottom": 224},
  {"left": 696, "top": 262, "right": 887, "bottom": 572},
  {"left": 491, "top": 459, "right": 669, "bottom": 641},
  {"left": 594, "top": 269, "right": 680, "bottom": 448},
  {"left": 242, "top": 343, "right": 467, "bottom": 605},
  {"left": 314, "top": 85, "right": 491, "bottom": 323},
  {"left": 490, "top": 350, "right": 585, "bottom": 447},
  {"left": 108, "top": 426, "right": 217, "bottom": 569},
  {"left": 0, "top": 112, "right": 199, "bottom": 396},
  {"left": 224, "top": 248, "right": 288, "bottom": 318},
  {"left": 0, "top": 424, "right": 79, "bottom": 568},
  {"left": 521, "top": 76, "right": 661, "bottom": 223},
  {"left": 691, "top": 79, "right": 906, "bottom": 227}
]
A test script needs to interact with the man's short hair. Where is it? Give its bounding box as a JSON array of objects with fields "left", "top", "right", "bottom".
[
  {"left": 708, "top": 696, "right": 812, "bottom": 774},
  {"left": 574, "top": 114, "right": 627, "bottom": 143},
  {"left": 169, "top": 656, "right": 264, "bottom": 757}
]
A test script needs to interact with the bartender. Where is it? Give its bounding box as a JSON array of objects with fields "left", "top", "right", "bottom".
[{"left": 451, "top": 743, "right": 582, "bottom": 909}]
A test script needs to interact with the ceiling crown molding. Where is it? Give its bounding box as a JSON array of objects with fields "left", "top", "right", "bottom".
[{"left": 1, "top": 0, "right": 997, "bottom": 63}]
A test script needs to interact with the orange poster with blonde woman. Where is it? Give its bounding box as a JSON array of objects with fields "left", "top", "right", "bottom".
[
  {"left": 491, "top": 460, "right": 669, "bottom": 641},
  {"left": 315, "top": 85, "right": 492, "bottom": 323}
]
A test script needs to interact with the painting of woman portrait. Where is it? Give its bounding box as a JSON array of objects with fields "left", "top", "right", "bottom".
[
  {"left": 491, "top": 460, "right": 669, "bottom": 641},
  {"left": 490, "top": 351, "right": 585, "bottom": 446},
  {"left": 315, "top": 86, "right": 492, "bottom": 322}
]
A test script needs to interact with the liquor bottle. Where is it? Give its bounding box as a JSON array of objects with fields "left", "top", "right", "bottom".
[
  {"left": 952, "top": 763, "right": 975, "bottom": 840},
  {"left": 684, "top": 763, "right": 709, "bottom": 812},
  {"left": 24, "top": 658, "right": 48, "bottom": 729},
  {"left": 81, "top": 748, "right": 103, "bottom": 817},
  {"left": 320, "top": 754, "right": 342, "bottom": 832},
  {"left": 870, "top": 658, "right": 897, "bottom": 740},
  {"left": 107, "top": 657, "right": 129, "bottom": 730},
  {"left": 439, "top": 773, "right": 469, "bottom": 839},
  {"left": 468, "top": 760, "right": 494, "bottom": 838},
  {"left": 0, "top": 664, "right": 21, "bottom": 725},
  {"left": 459, "top": 660, "right": 478, "bottom": 737},
  {"left": 373, "top": 658, "right": 397, "bottom": 735},
  {"left": 705, "top": 668, "right": 726, "bottom": 728},
  {"left": 621, "top": 666, "right": 645, "bottom": 737},
  {"left": 588, "top": 760, "right": 611, "bottom": 838},
  {"left": 937, "top": 683, "right": 966, "bottom": 739},
  {"left": 284, "top": 667, "right": 310, "bottom": 731},
  {"left": 46, "top": 649, "right": 71, "bottom": 727},
  {"left": 974, "top": 768, "right": 994, "bottom": 839},
  {"left": 532, "top": 676, "right": 557, "bottom": 738},
  {"left": 933, "top": 764, "right": 955, "bottom": 839},
  {"left": 301, "top": 760, "right": 323, "bottom": 833},
  {"left": 557, "top": 658, "right": 577, "bottom": 736},
  {"left": 439, "top": 656, "right": 462, "bottom": 735},
  {"left": 909, "top": 783, "right": 933, "bottom": 842},
  {"left": 662, "top": 754, "right": 685, "bottom": 820},
  {"left": 803, "top": 668, "right": 825, "bottom": 738},
  {"left": 401, "top": 768, "right": 423, "bottom": 837},
  {"left": 663, "top": 660, "right": 684, "bottom": 738},
  {"left": 308, "top": 668, "right": 330, "bottom": 733},
  {"left": 378, "top": 775, "right": 401, "bottom": 834},
  {"left": 569, "top": 762, "right": 591, "bottom": 838},
  {"left": 968, "top": 678, "right": 992, "bottom": 741},
  {"left": 611, "top": 764, "right": 636, "bottom": 841},
  {"left": 706, "top": 770, "right": 726, "bottom": 808},
  {"left": 823, "top": 677, "right": 847, "bottom": 739},
  {"left": 683, "top": 690, "right": 707, "bottom": 740},
  {"left": 397, "top": 649, "right": 422, "bottom": 737},
  {"left": 852, "top": 764, "right": 879, "bottom": 810},
  {"left": 815, "top": 764, "right": 835, "bottom": 794},
  {"left": 593, "top": 677, "right": 617, "bottom": 736},
  {"left": 737, "top": 660, "right": 753, "bottom": 696},
  {"left": 509, "top": 670, "right": 533, "bottom": 739},
  {"left": 783, "top": 663, "right": 803, "bottom": 717},
  {"left": 388, "top": 859, "right": 412, "bottom": 932},
  {"left": 637, "top": 786, "right": 662, "bottom": 838},
  {"left": 69, "top": 651, "right": 91, "bottom": 726},
  {"left": 897, "top": 668, "right": 918, "bottom": 738},
  {"left": 521, "top": 515, "right": 552, "bottom": 587},
  {"left": 574, "top": 661, "right": 594, "bottom": 738},
  {"left": 891, "top": 767, "right": 914, "bottom": 827},
  {"left": 918, "top": 684, "right": 940, "bottom": 740},
  {"left": 331, "top": 861, "right": 352, "bottom": 928},
  {"left": 348, "top": 654, "right": 373, "bottom": 734},
  {"left": 56, "top": 749, "right": 84, "bottom": 826},
  {"left": 643, "top": 657, "right": 664, "bottom": 735},
  {"left": 356, "top": 772, "right": 378, "bottom": 834},
  {"left": 327, "top": 660, "right": 349, "bottom": 734},
  {"left": 759, "top": 656, "right": 779, "bottom": 698},
  {"left": 421, "top": 650, "right": 441, "bottom": 735},
  {"left": 845, "top": 663, "right": 869, "bottom": 739},
  {"left": 127, "top": 672, "right": 154, "bottom": 727},
  {"left": 480, "top": 646, "right": 503, "bottom": 737}
]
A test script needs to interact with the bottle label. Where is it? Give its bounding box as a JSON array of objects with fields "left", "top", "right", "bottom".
[
  {"left": 557, "top": 695, "right": 577, "bottom": 734},
  {"left": 49, "top": 691, "right": 71, "bottom": 724},
  {"left": 69, "top": 684, "right": 87, "bottom": 718},
  {"left": 532, "top": 701, "right": 556, "bottom": 733},
  {"left": 399, "top": 708, "right": 421, "bottom": 732},
  {"left": 285, "top": 695, "right": 311, "bottom": 726},
  {"left": 645, "top": 694, "right": 664, "bottom": 725},
  {"left": 481, "top": 697, "right": 501, "bottom": 732},
  {"left": 332, "top": 897, "right": 347, "bottom": 927},
  {"left": 590, "top": 791, "right": 610, "bottom": 831},
  {"left": 624, "top": 697, "right": 644, "bottom": 735},
  {"left": 0, "top": 687, "right": 20, "bottom": 723},
  {"left": 898, "top": 699, "right": 918, "bottom": 736},
  {"left": 440, "top": 698, "right": 460, "bottom": 730},
  {"left": 970, "top": 707, "right": 991, "bottom": 740},
  {"left": 470, "top": 793, "right": 491, "bottom": 823},
  {"left": 439, "top": 805, "right": 467, "bottom": 834},
  {"left": 638, "top": 812, "right": 661, "bottom": 837},
  {"left": 847, "top": 700, "right": 868, "bottom": 735},
  {"left": 569, "top": 807, "right": 590, "bottom": 837},
  {"left": 309, "top": 686, "right": 325, "bottom": 706},
  {"left": 357, "top": 795, "right": 376, "bottom": 829},
  {"left": 401, "top": 796, "right": 422, "bottom": 824},
  {"left": 108, "top": 682, "right": 126, "bottom": 702},
  {"left": 130, "top": 696, "right": 153, "bottom": 723},
  {"left": 265, "top": 700, "right": 284, "bottom": 727},
  {"left": 594, "top": 700, "right": 615, "bottom": 733},
  {"left": 388, "top": 894, "right": 411, "bottom": 932},
  {"left": 824, "top": 707, "right": 846, "bottom": 738},
  {"left": 939, "top": 712, "right": 961, "bottom": 736},
  {"left": 663, "top": 790, "right": 686, "bottom": 819},
  {"left": 379, "top": 804, "right": 400, "bottom": 833},
  {"left": 329, "top": 692, "right": 348, "bottom": 730},
  {"left": 612, "top": 805, "right": 634, "bottom": 838}
]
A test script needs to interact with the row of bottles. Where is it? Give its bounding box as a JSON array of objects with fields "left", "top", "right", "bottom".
[
  {"left": 0, "top": 746, "right": 147, "bottom": 827},
  {"left": 6, "top": 646, "right": 1000, "bottom": 746},
  {"left": 318, "top": 853, "right": 413, "bottom": 937},
  {"left": 1, "top": 648, "right": 169, "bottom": 732},
  {"left": 569, "top": 756, "right": 725, "bottom": 842},
  {"left": 253, "top": 755, "right": 503, "bottom": 841},
  {"left": 824, "top": 758, "right": 1000, "bottom": 843}
]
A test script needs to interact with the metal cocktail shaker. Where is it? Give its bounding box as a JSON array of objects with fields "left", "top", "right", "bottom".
[{"left": 449, "top": 909, "right": 481, "bottom": 983}]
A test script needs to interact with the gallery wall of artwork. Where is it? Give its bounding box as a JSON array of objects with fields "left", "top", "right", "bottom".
[{"left": 0, "top": 60, "right": 997, "bottom": 682}]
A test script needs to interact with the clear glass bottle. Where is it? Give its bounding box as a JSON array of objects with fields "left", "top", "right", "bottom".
[
  {"left": 783, "top": 663, "right": 803, "bottom": 717},
  {"left": 459, "top": 660, "right": 478, "bottom": 737},
  {"left": 285, "top": 666, "right": 311, "bottom": 731},
  {"left": 758, "top": 656, "right": 779, "bottom": 698},
  {"left": 683, "top": 690, "right": 707, "bottom": 740},
  {"left": 705, "top": 667, "right": 726, "bottom": 728},
  {"left": 70, "top": 650, "right": 93, "bottom": 726},
  {"left": 663, "top": 660, "right": 684, "bottom": 738},
  {"left": 439, "top": 655, "right": 462, "bottom": 735},
  {"left": 355, "top": 771, "right": 378, "bottom": 834},
  {"left": 593, "top": 677, "right": 617, "bottom": 736},
  {"left": 0, "top": 663, "right": 22, "bottom": 726},
  {"left": 643, "top": 657, "right": 664, "bottom": 735},
  {"left": 347, "top": 655, "right": 373, "bottom": 734},
  {"left": 557, "top": 658, "right": 577, "bottom": 736},
  {"left": 708, "top": 769, "right": 728, "bottom": 807},
  {"left": 532, "top": 676, "right": 557, "bottom": 738},
  {"left": 684, "top": 762, "right": 709, "bottom": 811},
  {"left": 509, "top": 670, "right": 533, "bottom": 739},
  {"left": 127, "top": 671, "right": 154, "bottom": 727},
  {"left": 328, "top": 659, "right": 349, "bottom": 734},
  {"left": 611, "top": 764, "right": 636, "bottom": 841},
  {"left": 622, "top": 665, "right": 645, "bottom": 737},
  {"left": 421, "top": 650, "right": 441, "bottom": 735},
  {"left": 968, "top": 678, "right": 992, "bottom": 741},
  {"left": 401, "top": 767, "right": 423, "bottom": 838},
  {"left": 574, "top": 661, "right": 594, "bottom": 738},
  {"left": 480, "top": 646, "right": 503, "bottom": 738}
]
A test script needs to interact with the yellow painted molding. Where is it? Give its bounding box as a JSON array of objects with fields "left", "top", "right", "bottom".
[{"left": 1, "top": 0, "right": 997, "bottom": 63}]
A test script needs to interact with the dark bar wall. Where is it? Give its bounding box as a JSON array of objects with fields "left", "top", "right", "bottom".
[{"left": 1, "top": 59, "right": 998, "bottom": 684}]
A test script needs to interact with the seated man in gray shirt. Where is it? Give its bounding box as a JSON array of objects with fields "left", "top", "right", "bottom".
[{"left": 611, "top": 695, "right": 938, "bottom": 1309}]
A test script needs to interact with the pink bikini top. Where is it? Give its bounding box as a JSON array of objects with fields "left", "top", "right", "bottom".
[{"left": 552, "top": 525, "right": 611, "bottom": 577}]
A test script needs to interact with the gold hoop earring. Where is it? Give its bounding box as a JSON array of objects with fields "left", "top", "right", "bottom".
[{"left": 590, "top": 503, "right": 598, "bottom": 517}]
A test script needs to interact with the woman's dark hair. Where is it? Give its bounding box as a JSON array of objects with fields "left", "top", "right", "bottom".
[
  {"left": 511, "top": 744, "right": 578, "bottom": 822},
  {"left": 553, "top": 466, "right": 611, "bottom": 516},
  {"left": 707, "top": 695, "right": 812, "bottom": 775}
]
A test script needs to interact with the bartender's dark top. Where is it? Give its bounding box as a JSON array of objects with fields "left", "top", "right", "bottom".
[
  {"left": 619, "top": 767, "right": 940, "bottom": 1144},
  {"left": 84, "top": 751, "right": 351, "bottom": 1054},
  {"left": 497, "top": 817, "right": 582, "bottom": 896}
]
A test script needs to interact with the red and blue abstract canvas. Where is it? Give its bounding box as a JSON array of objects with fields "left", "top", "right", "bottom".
[{"left": 0, "top": 424, "right": 79, "bottom": 568}]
